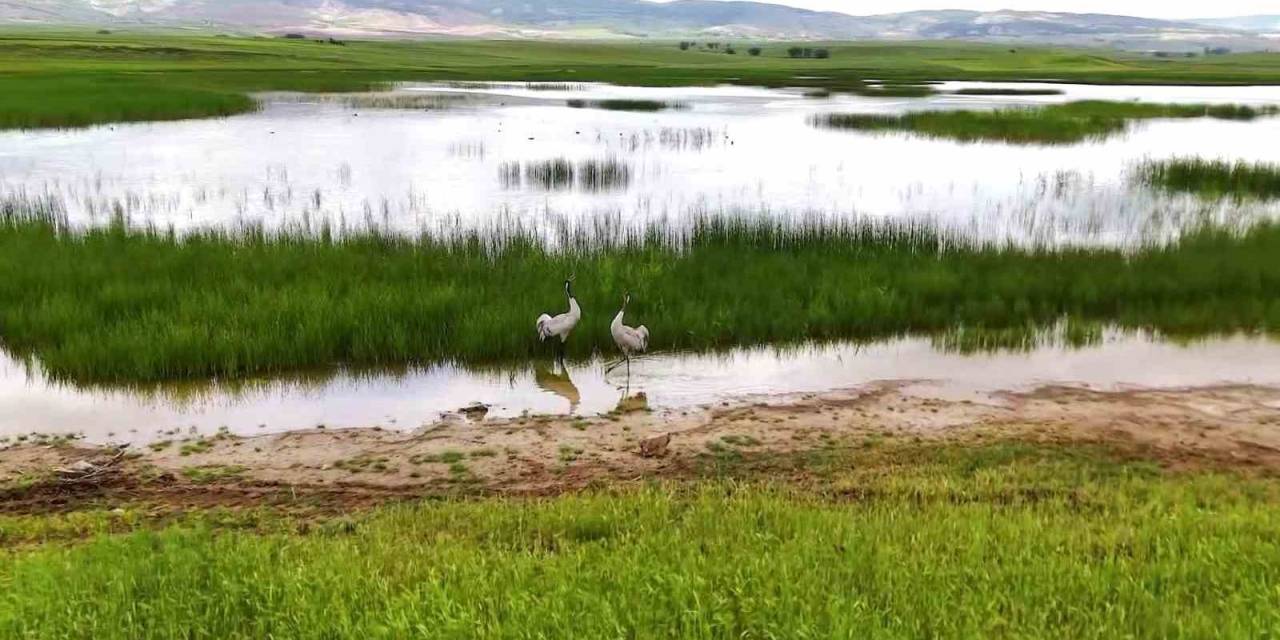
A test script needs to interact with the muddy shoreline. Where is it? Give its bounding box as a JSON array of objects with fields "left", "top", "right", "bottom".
[{"left": 4, "top": 382, "right": 1280, "bottom": 515}]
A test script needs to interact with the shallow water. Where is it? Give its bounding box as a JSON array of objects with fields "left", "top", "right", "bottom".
[
  {"left": 4, "top": 332, "right": 1280, "bottom": 445},
  {"left": 4, "top": 81, "right": 1280, "bottom": 246}
]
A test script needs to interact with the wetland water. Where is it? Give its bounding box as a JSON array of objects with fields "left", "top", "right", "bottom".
[
  {"left": 4, "top": 81, "right": 1280, "bottom": 246},
  {"left": 4, "top": 332, "right": 1280, "bottom": 444},
  {"left": 5, "top": 81, "right": 1280, "bottom": 443}
]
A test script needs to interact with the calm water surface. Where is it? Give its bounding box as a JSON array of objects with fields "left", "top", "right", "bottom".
[
  {"left": 4, "top": 81, "right": 1280, "bottom": 246},
  {"left": 4, "top": 332, "right": 1280, "bottom": 444}
]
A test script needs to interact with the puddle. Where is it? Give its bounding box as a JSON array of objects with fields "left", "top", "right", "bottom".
[
  {"left": 3, "top": 332, "right": 1279, "bottom": 444},
  {"left": 3, "top": 82, "right": 1280, "bottom": 246}
]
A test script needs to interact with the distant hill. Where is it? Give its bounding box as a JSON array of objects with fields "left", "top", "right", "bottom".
[
  {"left": 1, "top": 1, "right": 1277, "bottom": 50},
  {"left": 1193, "top": 15, "right": 1280, "bottom": 32}
]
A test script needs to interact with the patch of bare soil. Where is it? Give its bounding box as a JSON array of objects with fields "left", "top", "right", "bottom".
[{"left": 4, "top": 383, "right": 1280, "bottom": 514}]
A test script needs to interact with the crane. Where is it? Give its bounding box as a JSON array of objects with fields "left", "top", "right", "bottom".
[
  {"left": 606, "top": 292, "right": 648, "bottom": 375},
  {"left": 536, "top": 275, "right": 581, "bottom": 363}
]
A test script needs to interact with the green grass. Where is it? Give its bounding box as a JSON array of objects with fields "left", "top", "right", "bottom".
[
  {"left": 952, "top": 87, "right": 1066, "bottom": 95},
  {"left": 812, "top": 100, "right": 1280, "bottom": 144},
  {"left": 3, "top": 31, "right": 1280, "bottom": 129},
  {"left": 854, "top": 83, "right": 939, "bottom": 97},
  {"left": 3, "top": 441, "right": 1280, "bottom": 638},
  {"left": 179, "top": 464, "right": 246, "bottom": 484},
  {"left": 0, "top": 74, "right": 256, "bottom": 129},
  {"left": 411, "top": 451, "right": 467, "bottom": 465},
  {"left": 1134, "top": 158, "right": 1280, "bottom": 200},
  {"left": 3, "top": 201, "right": 1280, "bottom": 384},
  {"left": 178, "top": 439, "right": 214, "bottom": 456}
]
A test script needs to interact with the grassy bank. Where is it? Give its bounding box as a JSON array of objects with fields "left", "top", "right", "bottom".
[
  {"left": 4, "top": 31, "right": 1280, "bottom": 129},
  {"left": 3, "top": 441, "right": 1280, "bottom": 638},
  {"left": 1134, "top": 158, "right": 1280, "bottom": 200},
  {"left": 1, "top": 203, "right": 1280, "bottom": 384},
  {"left": 812, "top": 100, "right": 1280, "bottom": 144}
]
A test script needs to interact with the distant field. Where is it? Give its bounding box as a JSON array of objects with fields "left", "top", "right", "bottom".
[{"left": 2, "top": 30, "right": 1280, "bottom": 128}]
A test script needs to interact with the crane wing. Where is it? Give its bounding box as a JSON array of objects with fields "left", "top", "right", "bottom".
[{"left": 536, "top": 313, "right": 553, "bottom": 341}]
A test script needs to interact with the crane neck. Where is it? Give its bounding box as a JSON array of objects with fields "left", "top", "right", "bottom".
[{"left": 567, "top": 296, "right": 581, "bottom": 318}]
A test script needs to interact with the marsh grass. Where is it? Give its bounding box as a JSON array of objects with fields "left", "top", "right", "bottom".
[
  {"left": 952, "top": 87, "right": 1065, "bottom": 95},
  {"left": 566, "top": 98, "right": 686, "bottom": 111},
  {"left": 577, "top": 158, "right": 632, "bottom": 191},
  {"left": 506, "top": 158, "right": 576, "bottom": 190},
  {"left": 4, "top": 441, "right": 1280, "bottom": 638},
  {"left": 524, "top": 82, "right": 587, "bottom": 91},
  {"left": 812, "top": 100, "right": 1280, "bottom": 144},
  {"left": 336, "top": 92, "right": 467, "bottom": 110},
  {"left": 499, "top": 158, "right": 631, "bottom": 191},
  {"left": 854, "top": 83, "right": 938, "bottom": 97},
  {"left": 0, "top": 74, "right": 256, "bottom": 130},
  {"left": 2, "top": 197, "right": 1280, "bottom": 384},
  {"left": 1133, "top": 158, "right": 1280, "bottom": 200}
]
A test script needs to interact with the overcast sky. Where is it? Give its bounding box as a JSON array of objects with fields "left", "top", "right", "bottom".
[{"left": 656, "top": 0, "right": 1274, "bottom": 20}]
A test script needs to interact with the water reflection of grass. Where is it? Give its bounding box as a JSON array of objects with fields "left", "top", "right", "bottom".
[
  {"left": 812, "top": 100, "right": 1280, "bottom": 144},
  {"left": 6, "top": 440, "right": 1280, "bottom": 637},
  {"left": 2, "top": 199, "right": 1280, "bottom": 384},
  {"left": 1133, "top": 158, "right": 1280, "bottom": 201},
  {"left": 930, "top": 320, "right": 1104, "bottom": 354}
]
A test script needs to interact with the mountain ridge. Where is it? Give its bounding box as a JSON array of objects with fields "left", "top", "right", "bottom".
[{"left": 1, "top": 1, "right": 1277, "bottom": 51}]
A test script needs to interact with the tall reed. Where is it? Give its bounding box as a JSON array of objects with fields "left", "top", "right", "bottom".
[
  {"left": 1132, "top": 158, "right": 1280, "bottom": 200},
  {"left": 1, "top": 201, "right": 1278, "bottom": 383}
]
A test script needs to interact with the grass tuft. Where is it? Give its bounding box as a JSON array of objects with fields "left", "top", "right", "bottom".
[
  {"left": 1132, "top": 157, "right": 1280, "bottom": 201},
  {"left": 812, "top": 100, "right": 1280, "bottom": 144},
  {"left": 566, "top": 98, "right": 685, "bottom": 111}
]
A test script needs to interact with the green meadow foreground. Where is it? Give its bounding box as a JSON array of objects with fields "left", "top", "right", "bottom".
[
  {"left": 2, "top": 412, "right": 1280, "bottom": 637},
  {"left": 3, "top": 31, "right": 1280, "bottom": 128},
  {"left": 4, "top": 381, "right": 1280, "bottom": 639}
]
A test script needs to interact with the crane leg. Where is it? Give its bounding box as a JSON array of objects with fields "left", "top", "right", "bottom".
[{"left": 604, "top": 352, "right": 626, "bottom": 374}]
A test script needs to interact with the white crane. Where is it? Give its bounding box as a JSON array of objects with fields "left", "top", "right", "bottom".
[
  {"left": 607, "top": 292, "right": 648, "bottom": 375},
  {"left": 536, "top": 275, "right": 581, "bottom": 362}
]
